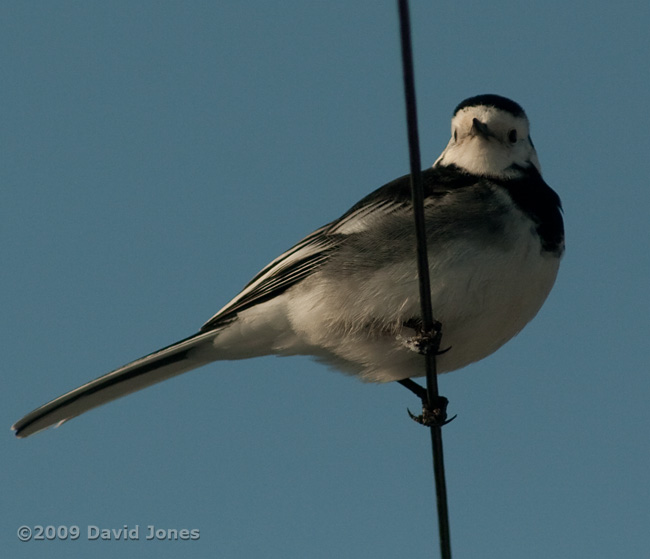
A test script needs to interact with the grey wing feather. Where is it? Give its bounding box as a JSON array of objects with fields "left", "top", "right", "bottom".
[
  {"left": 201, "top": 196, "right": 410, "bottom": 330},
  {"left": 201, "top": 225, "right": 339, "bottom": 330}
]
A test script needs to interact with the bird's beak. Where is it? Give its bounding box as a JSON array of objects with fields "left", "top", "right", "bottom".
[{"left": 470, "top": 118, "right": 492, "bottom": 139}]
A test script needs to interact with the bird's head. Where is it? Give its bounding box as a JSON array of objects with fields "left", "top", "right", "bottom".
[{"left": 434, "top": 94, "right": 541, "bottom": 178}]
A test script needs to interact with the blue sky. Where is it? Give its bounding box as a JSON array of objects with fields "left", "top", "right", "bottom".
[{"left": 3, "top": 2, "right": 649, "bottom": 558}]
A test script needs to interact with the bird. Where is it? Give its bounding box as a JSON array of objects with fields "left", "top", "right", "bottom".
[{"left": 12, "top": 94, "right": 564, "bottom": 438}]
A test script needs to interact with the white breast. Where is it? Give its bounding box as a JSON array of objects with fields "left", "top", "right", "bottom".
[{"left": 429, "top": 214, "right": 560, "bottom": 377}]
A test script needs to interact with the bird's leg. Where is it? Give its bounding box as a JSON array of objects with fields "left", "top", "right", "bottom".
[
  {"left": 398, "top": 319, "right": 455, "bottom": 427},
  {"left": 398, "top": 378, "right": 428, "bottom": 402}
]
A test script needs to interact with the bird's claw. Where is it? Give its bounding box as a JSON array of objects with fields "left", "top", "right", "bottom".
[
  {"left": 406, "top": 396, "right": 456, "bottom": 427},
  {"left": 403, "top": 338, "right": 452, "bottom": 356}
]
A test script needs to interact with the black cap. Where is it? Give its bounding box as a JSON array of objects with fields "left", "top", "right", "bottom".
[{"left": 454, "top": 95, "right": 525, "bottom": 118}]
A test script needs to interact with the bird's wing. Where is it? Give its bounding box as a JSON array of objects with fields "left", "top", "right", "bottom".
[
  {"left": 200, "top": 226, "right": 339, "bottom": 329},
  {"left": 201, "top": 167, "right": 475, "bottom": 330},
  {"left": 201, "top": 171, "right": 435, "bottom": 330}
]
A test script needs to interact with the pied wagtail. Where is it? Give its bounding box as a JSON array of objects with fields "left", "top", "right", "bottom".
[{"left": 13, "top": 94, "right": 564, "bottom": 437}]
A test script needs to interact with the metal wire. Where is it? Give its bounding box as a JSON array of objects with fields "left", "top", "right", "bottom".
[{"left": 396, "top": 1, "right": 452, "bottom": 557}]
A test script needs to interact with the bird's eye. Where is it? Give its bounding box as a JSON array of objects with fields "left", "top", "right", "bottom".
[
  {"left": 508, "top": 129, "right": 518, "bottom": 143},
  {"left": 453, "top": 130, "right": 458, "bottom": 141}
]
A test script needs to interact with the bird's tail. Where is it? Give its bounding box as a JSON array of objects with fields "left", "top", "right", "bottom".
[{"left": 12, "top": 330, "right": 220, "bottom": 438}]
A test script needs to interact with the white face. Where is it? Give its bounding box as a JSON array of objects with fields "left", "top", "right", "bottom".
[{"left": 434, "top": 105, "right": 541, "bottom": 178}]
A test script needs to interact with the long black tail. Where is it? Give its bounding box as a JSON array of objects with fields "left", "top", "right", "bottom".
[{"left": 12, "top": 330, "right": 220, "bottom": 438}]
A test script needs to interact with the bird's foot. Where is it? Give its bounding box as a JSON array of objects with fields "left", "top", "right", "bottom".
[
  {"left": 401, "top": 318, "right": 450, "bottom": 356},
  {"left": 398, "top": 379, "right": 456, "bottom": 427},
  {"left": 407, "top": 396, "right": 456, "bottom": 427}
]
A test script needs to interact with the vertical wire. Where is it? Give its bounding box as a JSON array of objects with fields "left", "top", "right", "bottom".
[{"left": 396, "top": 1, "right": 452, "bottom": 557}]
